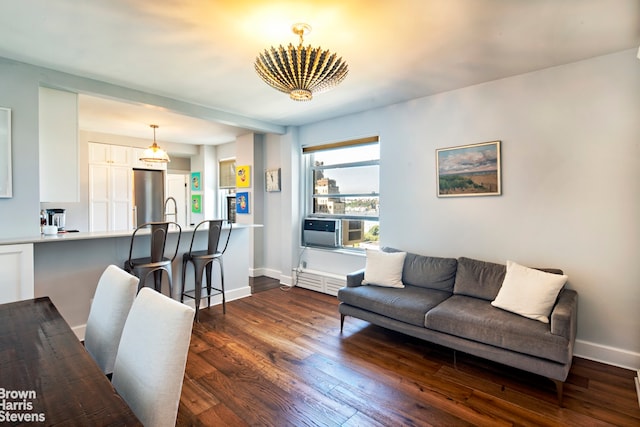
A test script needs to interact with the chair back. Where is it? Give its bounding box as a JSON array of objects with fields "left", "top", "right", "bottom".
[
  {"left": 84, "top": 265, "right": 139, "bottom": 375},
  {"left": 188, "top": 219, "right": 232, "bottom": 256},
  {"left": 112, "top": 287, "right": 195, "bottom": 427},
  {"left": 128, "top": 221, "right": 181, "bottom": 264}
]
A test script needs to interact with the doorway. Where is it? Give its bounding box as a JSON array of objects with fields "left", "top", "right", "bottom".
[{"left": 166, "top": 173, "right": 190, "bottom": 228}]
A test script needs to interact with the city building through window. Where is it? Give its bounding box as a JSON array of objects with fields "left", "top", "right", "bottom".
[{"left": 303, "top": 136, "right": 380, "bottom": 249}]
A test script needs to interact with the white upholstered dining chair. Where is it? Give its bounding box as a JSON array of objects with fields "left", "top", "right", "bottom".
[
  {"left": 111, "top": 287, "right": 195, "bottom": 427},
  {"left": 84, "top": 264, "right": 139, "bottom": 376}
]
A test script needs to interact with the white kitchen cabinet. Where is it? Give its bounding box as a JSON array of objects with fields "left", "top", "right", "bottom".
[
  {"left": 132, "top": 147, "right": 167, "bottom": 170},
  {"left": 39, "top": 87, "right": 79, "bottom": 202},
  {"left": 89, "top": 143, "right": 133, "bottom": 231},
  {"left": 89, "top": 164, "right": 132, "bottom": 231},
  {"left": 0, "top": 244, "right": 34, "bottom": 304},
  {"left": 88, "top": 142, "right": 132, "bottom": 166}
]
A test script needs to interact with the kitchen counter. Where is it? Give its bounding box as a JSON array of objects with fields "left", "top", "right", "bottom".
[
  {"left": 0, "top": 223, "right": 261, "bottom": 246},
  {"left": 1, "top": 223, "right": 262, "bottom": 340}
]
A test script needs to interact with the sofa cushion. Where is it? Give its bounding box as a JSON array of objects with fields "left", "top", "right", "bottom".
[
  {"left": 491, "top": 260, "right": 568, "bottom": 323},
  {"left": 338, "top": 284, "right": 451, "bottom": 327},
  {"left": 453, "top": 257, "right": 505, "bottom": 301},
  {"left": 426, "top": 295, "right": 570, "bottom": 364},
  {"left": 362, "top": 249, "right": 407, "bottom": 288},
  {"left": 383, "top": 247, "right": 458, "bottom": 292}
]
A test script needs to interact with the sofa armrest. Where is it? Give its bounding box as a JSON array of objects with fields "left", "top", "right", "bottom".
[
  {"left": 346, "top": 269, "right": 365, "bottom": 287},
  {"left": 550, "top": 288, "right": 578, "bottom": 341}
]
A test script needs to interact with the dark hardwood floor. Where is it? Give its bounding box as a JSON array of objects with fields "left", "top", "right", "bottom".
[
  {"left": 177, "top": 282, "right": 640, "bottom": 426},
  {"left": 249, "top": 275, "right": 282, "bottom": 293}
]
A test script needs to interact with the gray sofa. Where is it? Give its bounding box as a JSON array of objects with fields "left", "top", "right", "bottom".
[{"left": 337, "top": 250, "right": 578, "bottom": 405}]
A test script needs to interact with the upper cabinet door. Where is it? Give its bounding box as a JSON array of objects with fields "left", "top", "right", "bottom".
[
  {"left": 88, "top": 142, "right": 111, "bottom": 165},
  {"left": 88, "top": 142, "right": 132, "bottom": 166},
  {"left": 39, "top": 87, "right": 79, "bottom": 203},
  {"left": 110, "top": 145, "right": 132, "bottom": 166}
]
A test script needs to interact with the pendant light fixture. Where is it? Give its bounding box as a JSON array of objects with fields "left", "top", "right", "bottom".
[
  {"left": 254, "top": 23, "right": 348, "bottom": 101},
  {"left": 140, "top": 124, "right": 170, "bottom": 163}
]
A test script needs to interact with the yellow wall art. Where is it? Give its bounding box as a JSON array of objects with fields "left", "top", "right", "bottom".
[{"left": 236, "top": 165, "right": 250, "bottom": 188}]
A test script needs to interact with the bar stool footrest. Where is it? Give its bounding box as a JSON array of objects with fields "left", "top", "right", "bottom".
[{"left": 182, "top": 288, "right": 224, "bottom": 300}]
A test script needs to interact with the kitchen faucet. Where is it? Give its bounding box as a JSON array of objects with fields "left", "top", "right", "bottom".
[{"left": 164, "top": 197, "right": 178, "bottom": 224}]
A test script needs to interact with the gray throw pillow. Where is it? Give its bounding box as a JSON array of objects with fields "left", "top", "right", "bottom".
[
  {"left": 383, "top": 247, "right": 457, "bottom": 292},
  {"left": 453, "top": 257, "right": 505, "bottom": 301}
]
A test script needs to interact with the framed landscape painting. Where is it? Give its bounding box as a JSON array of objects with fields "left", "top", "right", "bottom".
[{"left": 436, "top": 141, "right": 501, "bottom": 197}]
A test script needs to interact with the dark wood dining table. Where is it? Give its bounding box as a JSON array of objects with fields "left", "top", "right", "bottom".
[{"left": 0, "top": 296, "right": 141, "bottom": 426}]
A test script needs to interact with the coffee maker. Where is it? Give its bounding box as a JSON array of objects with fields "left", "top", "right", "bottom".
[{"left": 45, "top": 208, "right": 66, "bottom": 231}]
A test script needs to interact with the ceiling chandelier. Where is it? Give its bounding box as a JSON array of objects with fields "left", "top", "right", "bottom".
[
  {"left": 254, "top": 23, "right": 349, "bottom": 101},
  {"left": 140, "top": 124, "right": 170, "bottom": 163}
]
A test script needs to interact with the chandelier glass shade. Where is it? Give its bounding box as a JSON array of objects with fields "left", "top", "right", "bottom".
[
  {"left": 255, "top": 23, "right": 348, "bottom": 101},
  {"left": 140, "top": 124, "right": 170, "bottom": 163}
]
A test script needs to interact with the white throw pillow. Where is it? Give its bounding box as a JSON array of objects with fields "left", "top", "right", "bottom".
[
  {"left": 362, "top": 249, "right": 406, "bottom": 288},
  {"left": 491, "top": 260, "right": 568, "bottom": 323}
]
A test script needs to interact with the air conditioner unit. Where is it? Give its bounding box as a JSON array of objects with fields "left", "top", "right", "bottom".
[
  {"left": 342, "top": 220, "right": 364, "bottom": 246},
  {"left": 302, "top": 218, "right": 341, "bottom": 248}
]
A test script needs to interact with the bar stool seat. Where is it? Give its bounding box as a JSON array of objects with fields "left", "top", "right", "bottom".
[
  {"left": 124, "top": 221, "right": 181, "bottom": 296},
  {"left": 181, "top": 219, "right": 231, "bottom": 321}
]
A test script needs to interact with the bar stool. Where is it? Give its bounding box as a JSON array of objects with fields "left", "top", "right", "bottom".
[
  {"left": 181, "top": 219, "right": 232, "bottom": 321},
  {"left": 124, "top": 221, "right": 181, "bottom": 296}
]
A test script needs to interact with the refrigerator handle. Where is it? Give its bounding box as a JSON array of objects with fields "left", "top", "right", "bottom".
[{"left": 132, "top": 206, "right": 137, "bottom": 229}]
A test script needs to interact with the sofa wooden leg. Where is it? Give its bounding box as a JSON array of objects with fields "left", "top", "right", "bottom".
[
  {"left": 553, "top": 379, "right": 564, "bottom": 407},
  {"left": 340, "top": 314, "right": 345, "bottom": 333}
]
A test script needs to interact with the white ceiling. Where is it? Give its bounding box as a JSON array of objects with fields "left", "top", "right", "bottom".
[{"left": 0, "top": 0, "right": 638, "bottom": 145}]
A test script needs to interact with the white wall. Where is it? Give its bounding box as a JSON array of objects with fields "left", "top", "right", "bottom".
[
  {"left": 293, "top": 49, "right": 640, "bottom": 369},
  {"left": 0, "top": 59, "right": 41, "bottom": 238},
  {"left": 261, "top": 133, "right": 282, "bottom": 278},
  {"left": 235, "top": 133, "right": 265, "bottom": 274}
]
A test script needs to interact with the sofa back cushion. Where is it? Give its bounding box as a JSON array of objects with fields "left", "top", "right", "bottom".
[
  {"left": 453, "top": 257, "right": 506, "bottom": 301},
  {"left": 383, "top": 247, "right": 457, "bottom": 292}
]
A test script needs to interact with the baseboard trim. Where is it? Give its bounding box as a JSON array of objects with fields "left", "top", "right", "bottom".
[
  {"left": 251, "top": 268, "right": 291, "bottom": 286},
  {"left": 72, "top": 324, "right": 86, "bottom": 341},
  {"left": 280, "top": 273, "right": 293, "bottom": 286},
  {"left": 574, "top": 339, "right": 640, "bottom": 370},
  {"left": 182, "top": 286, "right": 252, "bottom": 309},
  {"left": 257, "top": 268, "right": 281, "bottom": 280},
  {"left": 71, "top": 286, "right": 252, "bottom": 342}
]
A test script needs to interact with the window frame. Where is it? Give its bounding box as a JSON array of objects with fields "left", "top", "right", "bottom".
[
  {"left": 217, "top": 158, "right": 236, "bottom": 220},
  {"left": 302, "top": 136, "right": 380, "bottom": 250},
  {"left": 218, "top": 158, "right": 236, "bottom": 189}
]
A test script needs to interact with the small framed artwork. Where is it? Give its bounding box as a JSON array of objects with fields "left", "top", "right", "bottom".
[
  {"left": 236, "top": 192, "right": 249, "bottom": 214},
  {"left": 190, "top": 172, "right": 201, "bottom": 191},
  {"left": 0, "top": 107, "right": 11, "bottom": 198},
  {"left": 265, "top": 168, "right": 281, "bottom": 192},
  {"left": 236, "top": 165, "right": 250, "bottom": 188},
  {"left": 436, "top": 140, "right": 501, "bottom": 197},
  {"left": 191, "top": 194, "right": 202, "bottom": 213}
]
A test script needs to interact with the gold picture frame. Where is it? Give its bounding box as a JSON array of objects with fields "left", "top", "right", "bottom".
[{"left": 436, "top": 141, "right": 501, "bottom": 197}]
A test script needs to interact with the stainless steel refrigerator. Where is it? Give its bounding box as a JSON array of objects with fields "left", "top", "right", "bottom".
[{"left": 133, "top": 169, "right": 165, "bottom": 227}]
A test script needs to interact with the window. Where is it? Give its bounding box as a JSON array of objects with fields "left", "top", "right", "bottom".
[
  {"left": 218, "top": 159, "right": 236, "bottom": 189},
  {"left": 303, "top": 136, "right": 379, "bottom": 249},
  {"left": 218, "top": 158, "right": 236, "bottom": 221}
]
